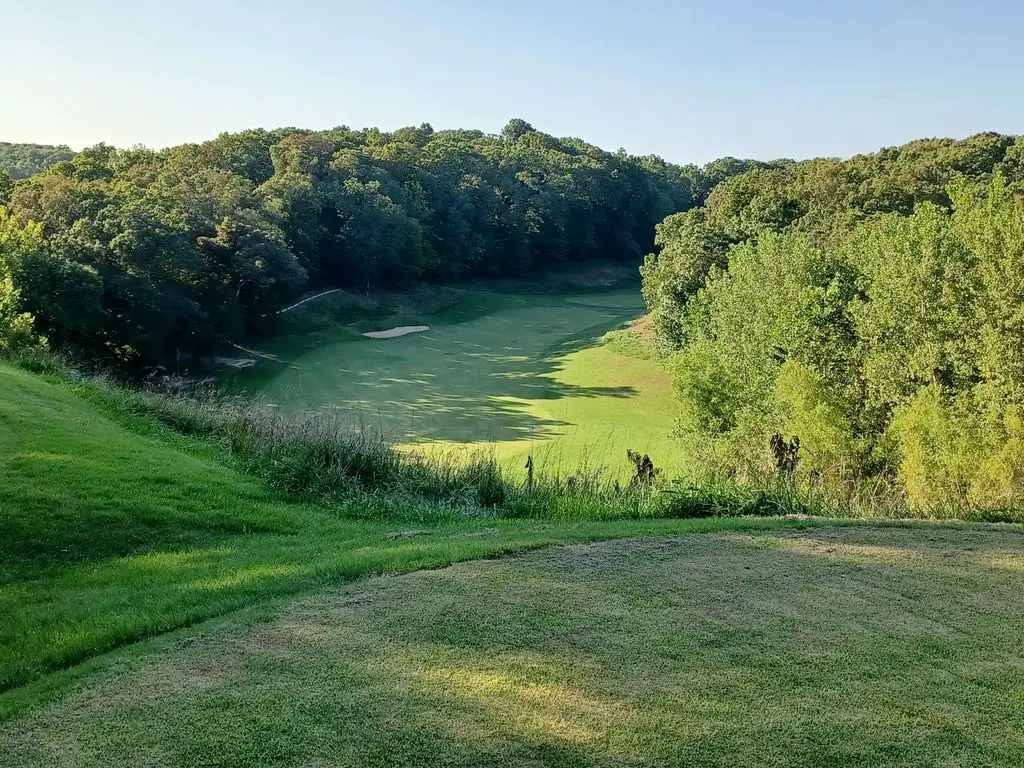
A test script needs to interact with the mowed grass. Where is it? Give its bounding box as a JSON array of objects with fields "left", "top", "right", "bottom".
[
  {"left": 0, "top": 362, "right": 823, "bottom": 718},
  {"left": 3, "top": 525, "right": 1021, "bottom": 767},
  {"left": 248, "top": 289, "right": 683, "bottom": 477}
]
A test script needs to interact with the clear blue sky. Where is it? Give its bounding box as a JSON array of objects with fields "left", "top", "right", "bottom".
[{"left": 3, "top": 0, "right": 1022, "bottom": 165}]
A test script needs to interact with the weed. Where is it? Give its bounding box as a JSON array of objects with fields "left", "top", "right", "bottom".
[{"left": 9, "top": 350, "right": 1021, "bottom": 525}]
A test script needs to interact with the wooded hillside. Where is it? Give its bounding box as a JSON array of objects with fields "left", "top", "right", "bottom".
[
  {"left": 641, "top": 132, "right": 1024, "bottom": 509},
  {"left": 0, "top": 142, "right": 76, "bottom": 180},
  {"left": 0, "top": 121, "right": 753, "bottom": 368}
]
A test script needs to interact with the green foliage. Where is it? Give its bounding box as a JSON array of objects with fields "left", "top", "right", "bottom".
[
  {"left": 0, "top": 208, "right": 44, "bottom": 351},
  {"left": 887, "top": 385, "right": 977, "bottom": 509},
  {"left": 643, "top": 132, "right": 1024, "bottom": 360},
  {"left": 668, "top": 340, "right": 744, "bottom": 436},
  {"left": 0, "top": 265, "right": 37, "bottom": 351},
  {"left": 644, "top": 160, "right": 1024, "bottom": 512},
  {"left": 640, "top": 208, "right": 732, "bottom": 351},
  {"left": 2, "top": 124, "right": 710, "bottom": 370},
  {"left": 0, "top": 142, "right": 75, "bottom": 179},
  {"left": 888, "top": 384, "right": 1024, "bottom": 512},
  {"left": 774, "top": 360, "right": 857, "bottom": 478}
]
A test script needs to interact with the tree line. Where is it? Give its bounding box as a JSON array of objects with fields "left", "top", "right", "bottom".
[
  {"left": 0, "top": 142, "right": 76, "bottom": 181},
  {"left": 640, "top": 132, "right": 1024, "bottom": 510},
  {"left": 0, "top": 120, "right": 772, "bottom": 369}
]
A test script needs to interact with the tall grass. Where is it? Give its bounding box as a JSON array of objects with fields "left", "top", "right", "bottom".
[
  {"left": 25, "top": 359, "right": 821, "bottom": 521},
  {"left": 9, "top": 349, "right": 1018, "bottom": 524}
]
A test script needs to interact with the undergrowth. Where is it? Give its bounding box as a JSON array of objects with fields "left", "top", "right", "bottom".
[{"left": 7, "top": 349, "right": 1019, "bottom": 523}]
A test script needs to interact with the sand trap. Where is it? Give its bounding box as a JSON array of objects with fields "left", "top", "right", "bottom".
[
  {"left": 362, "top": 325, "right": 431, "bottom": 339},
  {"left": 214, "top": 357, "right": 257, "bottom": 369}
]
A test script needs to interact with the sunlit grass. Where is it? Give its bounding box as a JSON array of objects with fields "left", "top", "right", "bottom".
[
  {"left": 0, "top": 361, "right": 831, "bottom": 718},
  {"left": 4, "top": 525, "right": 1021, "bottom": 767},
  {"left": 245, "top": 288, "right": 684, "bottom": 476},
  {"left": 2, "top": 334, "right": 1021, "bottom": 765}
]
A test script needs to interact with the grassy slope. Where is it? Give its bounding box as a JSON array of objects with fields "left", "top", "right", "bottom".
[
  {"left": 3, "top": 525, "right": 1021, "bottom": 767},
  {"left": 0, "top": 363, "right": 826, "bottom": 718},
  {"left": 249, "top": 289, "right": 683, "bottom": 477}
]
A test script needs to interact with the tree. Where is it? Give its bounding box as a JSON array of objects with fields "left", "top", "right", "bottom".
[
  {"left": 0, "top": 208, "right": 45, "bottom": 350},
  {"left": 0, "top": 172, "right": 13, "bottom": 207},
  {"left": 2, "top": 119, "right": 702, "bottom": 368},
  {"left": 645, "top": 162, "right": 1024, "bottom": 509},
  {"left": 0, "top": 258, "right": 38, "bottom": 351},
  {"left": 0, "top": 142, "right": 76, "bottom": 179},
  {"left": 501, "top": 118, "right": 535, "bottom": 142}
]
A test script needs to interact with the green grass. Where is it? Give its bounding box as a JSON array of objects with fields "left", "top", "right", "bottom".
[
  {"left": 240, "top": 288, "right": 683, "bottom": 478},
  {"left": 0, "top": 361, "right": 834, "bottom": 719},
  {"left": 2, "top": 355, "right": 1021, "bottom": 765},
  {"left": 3, "top": 525, "right": 1021, "bottom": 767}
]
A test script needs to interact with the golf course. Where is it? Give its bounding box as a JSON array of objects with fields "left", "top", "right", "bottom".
[
  {"left": 240, "top": 286, "right": 683, "bottom": 478},
  {"left": 2, "top": 321, "right": 1020, "bottom": 766},
  {"left": 4, "top": 32, "right": 1024, "bottom": 763}
]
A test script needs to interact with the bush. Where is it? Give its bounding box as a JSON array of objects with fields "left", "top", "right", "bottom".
[
  {"left": 774, "top": 360, "right": 859, "bottom": 480},
  {"left": 889, "top": 384, "right": 1024, "bottom": 512},
  {"left": 0, "top": 264, "right": 43, "bottom": 353},
  {"left": 16, "top": 357, "right": 1018, "bottom": 523}
]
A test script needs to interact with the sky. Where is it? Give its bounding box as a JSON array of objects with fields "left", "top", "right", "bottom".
[{"left": 2, "top": 0, "right": 1022, "bottom": 165}]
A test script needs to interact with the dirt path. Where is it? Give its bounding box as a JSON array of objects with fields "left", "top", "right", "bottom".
[{"left": 272, "top": 289, "right": 347, "bottom": 315}]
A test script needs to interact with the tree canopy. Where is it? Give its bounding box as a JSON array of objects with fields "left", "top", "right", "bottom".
[
  {"left": 641, "top": 132, "right": 1024, "bottom": 510},
  {"left": 5, "top": 121, "right": 1023, "bottom": 510},
  {"left": 1, "top": 121, "right": 754, "bottom": 369},
  {"left": 0, "top": 142, "right": 77, "bottom": 180}
]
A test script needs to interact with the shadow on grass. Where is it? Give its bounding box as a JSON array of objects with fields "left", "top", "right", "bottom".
[
  {"left": 5, "top": 526, "right": 1021, "bottom": 767},
  {"left": 263, "top": 301, "right": 645, "bottom": 446}
]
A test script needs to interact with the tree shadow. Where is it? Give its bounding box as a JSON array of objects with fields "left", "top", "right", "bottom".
[
  {"left": 12, "top": 526, "right": 1020, "bottom": 766},
  {"left": 268, "top": 302, "right": 645, "bottom": 445}
]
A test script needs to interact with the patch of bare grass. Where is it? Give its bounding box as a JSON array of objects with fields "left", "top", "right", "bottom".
[{"left": 5, "top": 525, "right": 1021, "bottom": 767}]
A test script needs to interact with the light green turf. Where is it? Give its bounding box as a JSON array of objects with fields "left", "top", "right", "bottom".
[
  {"left": 4, "top": 358, "right": 1021, "bottom": 764},
  {"left": 4, "top": 525, "right": 1021, "bottom": 767},
  {"left": 251, "top": 289, "right": 683, "bottom": 477},
  {"left": 0, "top": 362, "right": 827, "bottom": 719}
]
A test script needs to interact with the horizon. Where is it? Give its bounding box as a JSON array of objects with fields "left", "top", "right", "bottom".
[
  {"left": 2, "top": 120, "right": 1019, "bottom": 169},
  {"left": 3, "top": 0, "right": 1023, "bottom": 166}
]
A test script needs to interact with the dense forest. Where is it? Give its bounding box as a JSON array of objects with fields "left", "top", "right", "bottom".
[
  {"left": 0, "top": 142, "right": 76, "bottom": 180},
  {"left": 5, "top": 121, "right": 1024, "bottom": 510},
  {"left": 641, "top": 132, "right": 1024, "bottom": 509},
  {"left": 0, "top": 120, "right": 765, "bottom": 368}
]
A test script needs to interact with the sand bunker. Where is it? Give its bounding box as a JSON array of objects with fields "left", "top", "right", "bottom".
[
  {"left": 214, "top": 357, "right": 257, "bottom": 369},
  {"left": 362, "top": 325, "right": 431, "bottom": 339}
]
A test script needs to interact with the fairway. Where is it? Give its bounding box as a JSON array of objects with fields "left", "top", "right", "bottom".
[
  {"left": 252, "top": 288, "right": 681, "bottom": 476},
  {"left": 5, "top": 525, "right": 1021, "bottom": 767},
  {"left": 6, "top": 18, "right": 1023, "bottom": 768},
  {"left": 0, "top": 361, "right": 813, "bottom": 718}
]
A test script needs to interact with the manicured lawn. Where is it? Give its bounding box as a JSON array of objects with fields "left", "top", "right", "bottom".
[
  {"left": 3, "top": 525, "right": 1021, "bottom": 767},
  {"left": 248, "top": 288, "right": 684, "bottom": 477},
  {"left": 3, "top": 360, "right": 1021, "bottom": 766},
  {"left": 0, "top": 363, "right": 817, "bottom": 719}
]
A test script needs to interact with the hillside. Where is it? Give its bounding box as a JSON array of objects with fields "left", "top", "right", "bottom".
[
  {"left": 5, "top": 497, "right": 1022, "bottom": 763},
  {"left": 0, "top": 361, "right": 797, "bottom": 717},
  {"left": 0, "top": 121, "right": 722, "bottom": 371},
  {"left": 2, "top": 363, "right": 1021, "bottom": 765},
  {"left": 641, "top": 133, "right": 1024, "bottom": 511},
  {"left": 239, "top": 286, "right": 680, "bottom": 477},
  {"left": 0, "top": 142, "right": 75, "bottom": 180}
]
